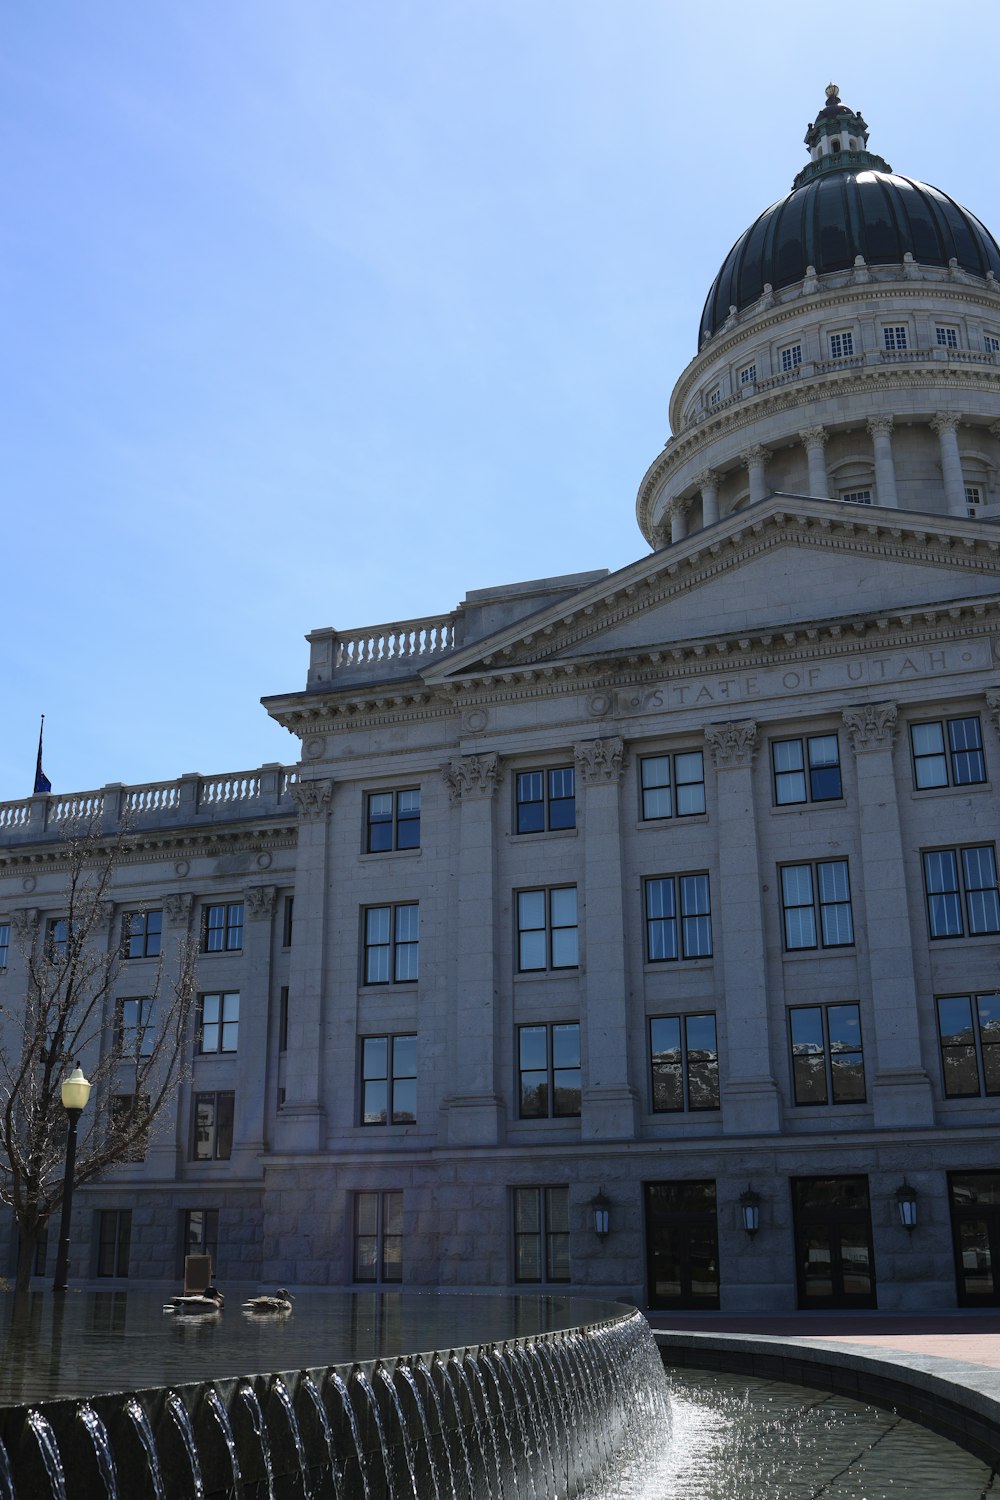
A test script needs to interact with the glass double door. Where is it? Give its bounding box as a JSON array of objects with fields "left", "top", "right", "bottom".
[
  {"left": 792, "top": 1176, "right": 876, "bottom": 1309},
  {"left": 644, "top": 1180, "right": 720, "bottom": 1309},
  {"left": 950, "top": 1173, "right": 1000, "bottom": 1306}
]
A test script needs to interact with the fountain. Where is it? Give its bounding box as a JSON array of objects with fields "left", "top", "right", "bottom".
[{"left": 0, "top": 1292, "right": 669, "bottom": 1499}]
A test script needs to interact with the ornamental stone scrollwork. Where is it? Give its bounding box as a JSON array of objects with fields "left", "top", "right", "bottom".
[
  {"left": 291, "top": 778, "right": 334, "bottom": 820},
  {"left": 705, "top": 721, "right": 758, "bottom": 769},
  {"left": 165, "top": 892, "right": 194, "bottom": 929},
  {"left": 11, "top": 908, "right": 39, "bottom": 941},
  {"left": 985, "top": 689, "right": 1000, "bottom": 739},
  {"left": 442, "top": 752, "right": 503, "bottom": 802},
  {"left": 246, "top": 885, "right": 278, "bottom": 921},
  {"left": 667, "top": 496, "right": 689, "bottom": 520},
  {"left": 94, "top": 901, "right": 115, "bottom": 928},
  {"left": 930, "top": 412, "right": 960, "bottom": 437},
  {"left": 843, "top": 701, "right": 898, "bottom": 752},
  {"left": 741, "top": 445, "right": 766, "bottom": 471},
  {"left": 574, "top": 737, "right": 627, "bottom": 785},
  {"left": 693, "top": 468, "right": 719, "bottom": 490},
  {"left": 800, "top": 425, "right": 828, "bottom": 449},
  {"left": 866, "top": 415, "right": 895, "bottom": 438}
]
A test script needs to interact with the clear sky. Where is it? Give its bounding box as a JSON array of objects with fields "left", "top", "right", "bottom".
[{"left": 4, "top": 2, "right": 999, "bottom": 798}]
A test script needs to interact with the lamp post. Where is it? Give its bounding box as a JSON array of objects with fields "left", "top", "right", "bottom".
[{"left": 53, "top": 1064, "right": 92, "bottom": 1293}]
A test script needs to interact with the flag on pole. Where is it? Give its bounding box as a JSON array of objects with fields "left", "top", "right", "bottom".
[{"left": 33, "top": 715, "right": 51, "bottom": 795}]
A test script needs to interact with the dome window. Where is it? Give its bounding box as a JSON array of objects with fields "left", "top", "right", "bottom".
[
  {"left": 935, "top": 325, "right": 959, "bottom": 349},
  {"left": 882, "top": 325, "right": 909, "bottom": 352},
  {"left": 831, "top": 139, "right": 841, "bottom": 153},
  {"left": 829, "top": 330, "right": 854, "bottom": 359},
  {"left": 985, "top": 333, "right": 1000, "bottom": 353},
  {"left": 841, "top": 489, "right": 873, "bottom": 506},
  {"left": 739, "top": 362, "right": 757, "bottom": 386},
  {"left": 780, "top": 343, "right": 803, "bottom": 372},
  {"left": 966, "top": 485, "right": 983, "bottom": 517},
  {"left": 707, "top": 385, "right": 722, "bottom": 407}
]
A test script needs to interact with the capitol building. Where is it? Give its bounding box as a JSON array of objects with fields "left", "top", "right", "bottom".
[{"left": 3, "top": 86, "right": 1000, "bottom": 1311}]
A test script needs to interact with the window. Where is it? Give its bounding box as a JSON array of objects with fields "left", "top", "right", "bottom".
[
  {"left": 771, "top": 735, "right": 842, "bottom": 805},
  {"left": 182, "top": 1208, "right": 219, "bottom": 1275},
  {"left": 279, "top": 986, "right": 289, "bottom": 1052},
  {"left": 96, "top": 1210, "right": 131, "bottom": 1278},
  {"left": 883, "top": 325, "right": 908, "bottom": 350},
  {"left": 923, "top": 846, "right": 1000, "bottom": 938},
  {"left": 198, "top": 992, "right": 240, "bottom": 1054},
  {"left": 910, "top": 716, "right": 986, "bottom": 789},
  {"left": 841, "top": 489, "right": 872, "bottom": 505},
  {"left": 0, "top": 923, "right": 8, "bottom": 969},
  {"left": 829, "top": 330, "right": 854, "bottom": 358},
  {"left": 354, "top": 1190, "right": 402, "bottom": 1283},
  {"left": 513, "top": 1186, "right": 569, "bottom": 1283},
  {"left": 516, "top": 767, "right": 575, "bottom": 833},
  {"left": 46, "top": 918, "right": 72, "bottom": 958},
  {"left": 640, "top": 751, "right": 706, "bottom": 819},
  {"left": 781, "top": 860, "right": 854, "bottom": 949},
  {"left": 364, "top": 904, "right": 419, "bottom": 984},
  {"left": 966, "top": 485, "right": 983, "bottom": 515},
  {"left": 707, "top": 385, "right": 721, "bottom": 406},
  {"left": 192, "top": 1091, "right": 235, "bottom": 1161},
  {"left": 366, "top": 790, "right": 420, "bottom": 852},
  {"left": 516, "top": 887, "right": 578, "bottom": 971},
  {"left": 110, "top": 1094, "right": 149, "bottom": 1161},
  {"left": 739, "top": 363, "right": 756, "bottom": 385},
  {"left": 361, "top": 1034, "right": 416, "bottom": 1124},
  {"left": 117, "top": 997, "right": 154, "bottom": 1058},
  {"left": 937, "top": 993, "right": 1000, "bottom": 1097},
  {"left": 202, "top": 903, "right": 243, "bottom": 953},
  {"left": 645, "top": 875, "right": 713, "bottom": 961},
  {"left": 936, "top": 325, "right": 959, "bottom": 349},
  {"left": 780, "top": 343, "right": 802, "bottom": 372},
  {"left": 121, "top": 910, "right": 162, "bottom": 960},
  {"left": 282, "top": 896, "right": 294, "bottom": 947},
  {"left": 985, "top": 334, "right": 1000, "bottom": 354},
  {"left": 518, "top": 1022, "right": 581, "bottom": 1118},
  {"left": 789, "top": 1004, "right": 865, "bottom": 1105},
  {"left": 649, "top": 1013, "right": 720, "bottom": 1111}
]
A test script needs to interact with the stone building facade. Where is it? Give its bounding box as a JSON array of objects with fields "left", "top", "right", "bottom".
[{"left": 3, "top": 88, "right": 1000, "bottom": 1310}]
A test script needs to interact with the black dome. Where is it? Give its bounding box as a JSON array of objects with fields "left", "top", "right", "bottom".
[{"left": 700, "top": 170, "right": 1000, "bottom": 341}]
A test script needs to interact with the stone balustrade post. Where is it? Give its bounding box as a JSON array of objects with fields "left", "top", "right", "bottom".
[
  {"left": 575, "top": 736, "right": 638, "bottom": 1140},
  {"left": 931, "top": 412, "right": 967, "bottom": 516},
  {"left": 842, "top": 704, "right": 934, "bottom": 1126},
  {"left": 696, "top": 469, "right": 720, "bottom": 527},
  {"left": 742, "top": 445, "right": 768, "bottom": 505},
  {"left": 441, "top": 753, "right": 505, "bottom": 1145},
  {"left": 100, "top": 785, "right": 124, "bottom": 835},
  {"left": 801, "top": 426, "right": 830, "bottom": 498},
  {"left": 704, "top": 722, "right": 781, "bottom": 1132},
  {"left": 867, "top": 416, "right": 900, "bottom": 508}
]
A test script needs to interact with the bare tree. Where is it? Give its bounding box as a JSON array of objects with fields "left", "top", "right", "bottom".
[{"left": 0, "top": 823, "right": 196, "bottom": 1293}]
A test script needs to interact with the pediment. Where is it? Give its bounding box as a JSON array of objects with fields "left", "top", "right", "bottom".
[{"left": 426, "top": 500, "right": 1000, "bottom": 679}]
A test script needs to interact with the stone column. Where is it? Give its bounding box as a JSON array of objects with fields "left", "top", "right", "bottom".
[
  {"left": 441, "top": 753, "right": 505, "bottom": 1146},
  {"left": 231, "top": 885, "right": 276, "bottom": 1164},
  {"left": 842, "top": 704, "right": 934, "bottom": 1127},
  {"left": 696, "top": 469, "right": 720, "bottom": 527},
  {"left": 867, "top": 416, "right": 899, "bottom": 508},
  {"left": 801, "top": 426, "right": 830, "bottom": 498},
  {"left": 742, "top": 445, "right": 768, "bottom": 505},
  {"left": 273, "top": 778, "right": 334, "bottom": 1152},
  {"left": 668, "top": 497, "right": 689, "bottom": 544},
  {"left": 931, "top": 413, "right": 967, "bottom": 516},
  {"left": 704, "top": 722, "right": 781, "bottom": 1133},
  {"left": 575, "top": 736, "right": 638, "bottom": 1140}
]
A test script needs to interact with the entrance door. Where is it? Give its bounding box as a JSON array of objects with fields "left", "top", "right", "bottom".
[
  {"left": 950, "top": 1172, "right": 1000, "bottom": 1306},
  {"left": 644, "top": 1180, "right": 719, "bottom": 1309},
  {"left": 792, "top": 1176, "right": 876, "bottom": 1309}
]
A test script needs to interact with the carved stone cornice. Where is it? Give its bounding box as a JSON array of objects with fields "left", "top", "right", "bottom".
[
  {"left": 574, "top": 737, "right": 627, "bottom": 784},
  {"left": 867, "top": 415, "right": 895, "bottom": 438},
  {"left": 291, "top": 779, "right": 334, "bottom": 821},
  {"left": 442, "top": 752, "right": 503, "bottom": 802},
  {"left": 11, "top": 908, "right": 39, "bottom": 940},
  {"left": 843, "top": 701, "right": 898, "bottom": 752},
  {"left": 164, "top": 892, "right": 194, "bottom": 929},
  {"left": 931, "top": 412, "right": 961, "bottom": 437},
  {"left": 246, "top": 885, "right": 277, "bottom": 921},
  {"left": 705, "top": 721, "right": 758, "bottom": 769},
  {"left": 800, "top": 425, "right": 828, "bottom": 448},
  {"left": 985, "top": 688, "right": 1000, "bottom": 738}
]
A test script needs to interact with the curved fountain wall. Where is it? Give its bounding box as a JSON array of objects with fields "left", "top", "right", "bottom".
[{"left": 0, "top": 1307, "right": 668, "bottom": 1500}]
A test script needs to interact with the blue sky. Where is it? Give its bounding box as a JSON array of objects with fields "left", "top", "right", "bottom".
[{"left": 4, "top": 2, "right": 999, "bottom": 797}]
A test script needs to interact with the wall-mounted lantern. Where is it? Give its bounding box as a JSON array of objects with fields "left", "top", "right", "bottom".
[
  {"left": 740, "top": 1185, "right": 761, "bottom": 1237},
  {"left": 896, "top": 1182, "right": 918, "bottom": 1231},
  {"left": 589, "top": 1188, "right": 611, "bottom": 1240}
]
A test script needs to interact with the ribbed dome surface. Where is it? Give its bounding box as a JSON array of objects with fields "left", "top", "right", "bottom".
[{"left": 700, "top": 170, "right": 1000, "bottom": 340}]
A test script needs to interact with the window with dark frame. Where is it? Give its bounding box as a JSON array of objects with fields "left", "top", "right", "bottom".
[
  {"left": 829, "top": 330, "right": 854, "bottom": 358},
  {"left": 640, "top": 752, "right": 706, "bottom": 820},
  {"left": 110, "top": 1093, "right": 150, "bottom": 1161},
  {"left": 192, "top": 1091, "right": 235, "bottom": 1161},
  {"left": 771, "top": 735, "right": 842, "bottom": 805},
  {"left": 935, "top": 325, "right": 959, "bottom": 349},
  {"left": 116, "top": 997, "right": 155, "bottom": 1058},
  {"left": 198, "top": 992, "right": 240, "bottom": 1054},
  {"left": 364, "top": 904, "right": 419, "bottom": 984},
  {"left": 182, "top": 1208, "right": 219, "bottom": 1276},
  {"left": 780, "top": 343, "right": 802, "bottom": 371},
  {"left": 644, "top": 875, "right": 713, "bottom": 962},
  {"left": 789, "top": 1004, "right": 865, "bottom": 1105},
  {"left": 0, "top": 923, "right": 8, "bottom": 969},
  {"left": 513, "top": 1185, "right": 570, "bottom": 1283},
  {"left": 910, "top": 717, "right": 986, "bottom": 790},
  {"left": 46, "top": 918, "right": 73, "bottom": 958},
  {"left": 366, "top": 790, "right": 421, "bottom": 852},
  {"left": 96, "top": 1209, "right": 132, "bottom": 1278},
  {"left": 202, "top": 903, "right": 243, "bottom": 953},
  {"left": 923, "top": 846, "right": 1000, "bottom": 939},
  {"left": 649, "top": 1013, "right": 720, "bottom": 1111},
  {"left": 361, "top": 1034, "right": 417, "bottom": 1124},
  {"left": 516, "top": 888, "right": 578, "bottom": 971},
  {"left": 515, "top": 768, "right": 576, "bottom": 834},
  {"left": 781, "top": 860, "right": 854, "bottom": 950},
  {"left": 937, "top": 993, "right": 1000, "bottom": 1097},
  {"left": 985, "top": 333, "right": 1000, "bottom": 354},
  {"left": 883, "top": 325, "right": 908, "bottom": 350},
  {"left": 121, "top": 910, "right": 162, "bottom": 959},
  {"left": 353, "top": 1190, "right": 402, "bottom": 1283},
  {"left": 517, "top": 1023, "right": 581, "bottom": 1118}
]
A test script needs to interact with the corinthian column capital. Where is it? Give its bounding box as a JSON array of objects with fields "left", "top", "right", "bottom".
[
  {"left": 867, "top": 415, "right": 895, "bottom": 438},
  {"left": 931, "top": 412, "right": 960, "bottom": 437},
  {"left": 741, "top": 445, "right": 766, "bottom": 470},
  {"left": 843, "top": 701, "right": 898, "bottom": 752},
  {"left": 705, "top": 720, "right": 758, "bottom": 769},
  {"left": 800, "top": 425, "right": 828, "bottom": 449}
]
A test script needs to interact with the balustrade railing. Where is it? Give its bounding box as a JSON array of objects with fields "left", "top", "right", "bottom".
[
  {"left": 331, "top": 613, "right": 459, "bottom": 673},
  {"left": 199, "top": 771, "right": 261, "bottom": 805},
  {"left": 50, "top": 792, "right": 104, "bottom": 822},
  {"left": 124, "top": 781, "right": 180, "bottom": 813}
]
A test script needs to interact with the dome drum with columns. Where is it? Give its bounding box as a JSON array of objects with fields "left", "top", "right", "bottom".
[{"left": 637, "top": 87, "right": 1000, "bottom": 549}]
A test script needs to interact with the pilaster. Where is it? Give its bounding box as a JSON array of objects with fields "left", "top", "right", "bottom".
[{"left": 231, "top": 885, "right": 276, "bottom": 1165}]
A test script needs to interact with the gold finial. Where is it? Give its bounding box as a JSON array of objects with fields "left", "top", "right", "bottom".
[{"left": 825, "top": 82, "right": 840, "bottom": 102}]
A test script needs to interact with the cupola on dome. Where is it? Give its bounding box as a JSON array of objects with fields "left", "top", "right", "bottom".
[{"left": 700, "top": 85, "right": 1000, "bottom": 342}]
